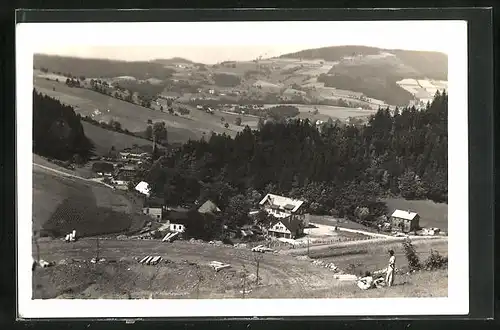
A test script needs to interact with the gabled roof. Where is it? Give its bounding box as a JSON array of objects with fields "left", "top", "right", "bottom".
[
  {"left": 165, "top": 210, "right": 190, "bottom": 224},
  {"left": 259, "top": 193, "right": 304, "bottom": 213},
  {"left": 92, "top": 162, "right": 114, "bottom": 173},
  {"left": 270, "top": 217, "right": 302, "bottom": 233},
  {"left": 144, "top": 197, "right": 164, "bottom": 208},
  {"left": 391, "top": 209, "right": 419, "bottom": 221},
  {"left": 197, "top": 200, "right": 221, "bottom": 214}
]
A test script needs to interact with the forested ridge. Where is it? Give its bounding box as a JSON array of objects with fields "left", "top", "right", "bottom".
[
  {"left": 144, "top": 91, "right": 447, "bottom": 227},
  {"left": 34, "top": 54, "right": 176, "bottom": 80},
  {"left": 33, "top": 89, "right": 94, "bottom": 161}
]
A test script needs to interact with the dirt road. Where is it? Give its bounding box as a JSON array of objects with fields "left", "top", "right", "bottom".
[
  {"left": 33, "top": 235, "right": 448, "bottom": 299},
  {"left": 34, "top": 238, "right": 342, "bottom": 298},
  {"left": 33, "top": 163, "right": 115, "bottom": 189}
]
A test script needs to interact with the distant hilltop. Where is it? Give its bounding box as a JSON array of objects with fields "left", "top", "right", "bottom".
[{"left": 278, "top": 45, "right": 447, "bottom": 81}]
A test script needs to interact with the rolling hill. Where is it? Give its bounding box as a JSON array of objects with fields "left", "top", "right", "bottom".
[
  {"left": 278, "top": 46, "right": 447, "bottom": 106},
  {"left": 34, "top": 54, "right": 176, "bottom": 80},
  {"left": 278, "top": 45, "right": 447, "bottom": 80},
  {"left": 33, "top": 76, "right": 243, "bottom": 144},
  {"left": 152, "top": 57, "right": 199, "bottom": 65},
  {"left": 34, "top": 45, "right": 447, "bottom": 109}
]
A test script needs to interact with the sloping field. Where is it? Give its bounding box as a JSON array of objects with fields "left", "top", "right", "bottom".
[
  {"left": 33, "top": 164, "right": 144, "bottom": 238},
  {"left": 314, "top": 238, "right": 447, "bottom": 276},
  {"left": 213, "top": 111, "right": 259, "bottom": 129},
  {"left": 81, "top": 121, "right": 153, "bottom": 155},
  {"left": 34, "top": 70, "right": 72, "bottom": 82},
  {"left": 33, "top": 78, "right": 237, "bottom": 143},
  {"left": 263, "top": 104, "right": 377, "bottom": 120},
  {"left": 384, "top": 198, "right": 448, "bottom": 231}
]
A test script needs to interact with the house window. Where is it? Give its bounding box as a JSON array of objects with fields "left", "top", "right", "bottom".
[{"left": 157, "top": 215, "right": 160, "bottom": 219}]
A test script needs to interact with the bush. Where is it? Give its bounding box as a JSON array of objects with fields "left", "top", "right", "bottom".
[
  {"left": 222, "top": 237, "right": 234, "bottom": 246},
  {"left": 422, "top": 249, "right": 448, "bottom": 270},
  {"left": 402, "top": 238, "right": 421, "bottom": 271},
  {"left": 151, "top": 230, "right": 163, "bottom": 239}
]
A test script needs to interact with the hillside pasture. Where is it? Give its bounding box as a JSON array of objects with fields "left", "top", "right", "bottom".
[
  {"left": 33, "top": 77, "right": 239, "bottom": 143},
  {"left": 214, "top": 111, "right": 260, "bottom": 129},
  {"left": 33, "top": 166, "right": 144, "bottom": 238},
  {"left": 34, "top": 70, "right": 73, "bottom": 82},
  {"left": 383, "top": 198, "right": 448, "bottom": 231},
  {"left": 81, "top": 122, "right": 153, "bottom": 155},
  {"left": 262, "top": 103, "right": 377, "bottom": 120},
  {"left": 314, "top": 238, "right": 447, "bottom": 278}
]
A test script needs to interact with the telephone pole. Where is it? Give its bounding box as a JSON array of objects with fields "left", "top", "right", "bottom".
[
  {"left": 96, "top": 236, "right": 100, "bottom": 260},
  {"left": 307, "top": 236, "right": 310, "bottom": 257}
]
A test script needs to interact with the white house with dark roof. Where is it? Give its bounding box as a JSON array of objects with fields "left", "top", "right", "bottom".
[
  {"left": 390, "top": 209, "right": 420, "bottom": 233},
  {"left": 259, "top": 193, "right": 307, "bottom": 228},
  {"left": 267, "top": 217, "right": 304, "bottom": 239}
]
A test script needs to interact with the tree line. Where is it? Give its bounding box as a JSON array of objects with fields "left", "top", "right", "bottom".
[
  {"left": 33, "top": 89, "right": 94, "bottom": 161},
  {"left": 143, "top": 91, "right": 447, "bottom": 229},
  {"left": 34, "top": 54, "right": 176, "bottom": 80}
]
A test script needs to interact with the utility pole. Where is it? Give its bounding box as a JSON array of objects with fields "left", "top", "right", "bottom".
[
  {"left": 96, "top": 236, "right": 100, "bottom": 261},
  {"left": 254, "top": 252, "right": 263, "bottom": 285},
  {"left": 195, "top": 264, "right": 204, "bottom": 299},
  {"left": 241, "top": 263, "right": 248, "bottom": 299},
  {"left": 307, "top": 236, "right": 310, "bottom": 257}
]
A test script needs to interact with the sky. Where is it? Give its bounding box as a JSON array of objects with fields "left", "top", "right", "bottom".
[{"left": 27, "top": 21, "right": 459, "bottom": 64}]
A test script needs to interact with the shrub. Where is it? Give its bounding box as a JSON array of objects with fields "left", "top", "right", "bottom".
[
  {"left": 402, "top": 238, "right": 421, "bottom": 271},
  {"left": 222, "top": 237, "right": 234, "bottom": 246},
  {"left": 151, "top": 230, "right": 163, "bottom": 239},
  {"left": 423, "top": 249, "right": 448, "bottom": 270}
]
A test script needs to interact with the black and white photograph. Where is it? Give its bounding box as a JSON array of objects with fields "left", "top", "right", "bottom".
[{"left": 16, "top": 19, "right": 469, "bottom": 318}]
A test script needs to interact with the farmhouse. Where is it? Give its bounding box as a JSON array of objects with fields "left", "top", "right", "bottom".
[
  {"left": 113, "top": 165, "right": 137, "bottom": 181},
  {"left": 259, "top": 193, "right": 304, "bottom": 218},
  {"left": 142, "top": 197, "right": 166, "bottom": 221},
  {"left": 197, "top": 200, "right": 221, "bottom": 215},
  {"left": 267, "top": 217, "right": 304, "bottom": 239},
  {"left": 163, "top": 208, "right": 190, "bottom": 233},
  {"left": 120, "top": 151, "right": 149, "bottom": 163},
  {"left": 390, "top": 209, "right": 420, "bottom": 233},
  {"left": 91, "top": 162, "right": 114, "bottom": 176}
]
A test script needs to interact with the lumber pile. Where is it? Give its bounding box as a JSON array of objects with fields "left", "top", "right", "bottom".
[
  {"left": 162, "top": 231, "right": 179, "bottom": 242},
  {"left": 138, "top": 255, "right": 163, "bottom": 265},
  {"left": 209, "top": 261, "right": 231, "bottom": 272}
]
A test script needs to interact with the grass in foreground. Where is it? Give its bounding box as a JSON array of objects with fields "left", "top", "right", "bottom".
[
  {"left": 33, "top": 258, "right": 447, "bottom": 299},
  {"left": 296, "top": 269, "right": 448, "bottom": 299}
]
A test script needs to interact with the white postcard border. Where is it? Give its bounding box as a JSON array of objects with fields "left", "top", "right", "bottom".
[{"left": 16, "top": 20, "right": 468, "bottom": 318}]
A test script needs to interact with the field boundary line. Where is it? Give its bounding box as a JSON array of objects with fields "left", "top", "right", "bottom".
[{"left": 33, "top": 162, "right": 116, "bottom": 190}]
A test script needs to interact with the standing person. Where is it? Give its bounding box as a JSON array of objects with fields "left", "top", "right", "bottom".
[{"left": 385, "top": 249, "right": 396, "bottom": 287}]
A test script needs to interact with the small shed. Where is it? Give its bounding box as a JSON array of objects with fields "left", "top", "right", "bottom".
[{"left": 390, "top": 210, "right": 420, "bottom": 233}]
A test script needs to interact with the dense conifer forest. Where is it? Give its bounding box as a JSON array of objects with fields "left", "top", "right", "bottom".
[
  {"left": 144, "top": 92, "right": 448, "bottom": 228},
  {"left": 33, "top": 89, "right": 94, "bottom": 161}
]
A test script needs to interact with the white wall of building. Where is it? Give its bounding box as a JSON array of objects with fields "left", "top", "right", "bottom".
[{"left": 170, "top": 223, "right": 185, "bottom": 233}]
